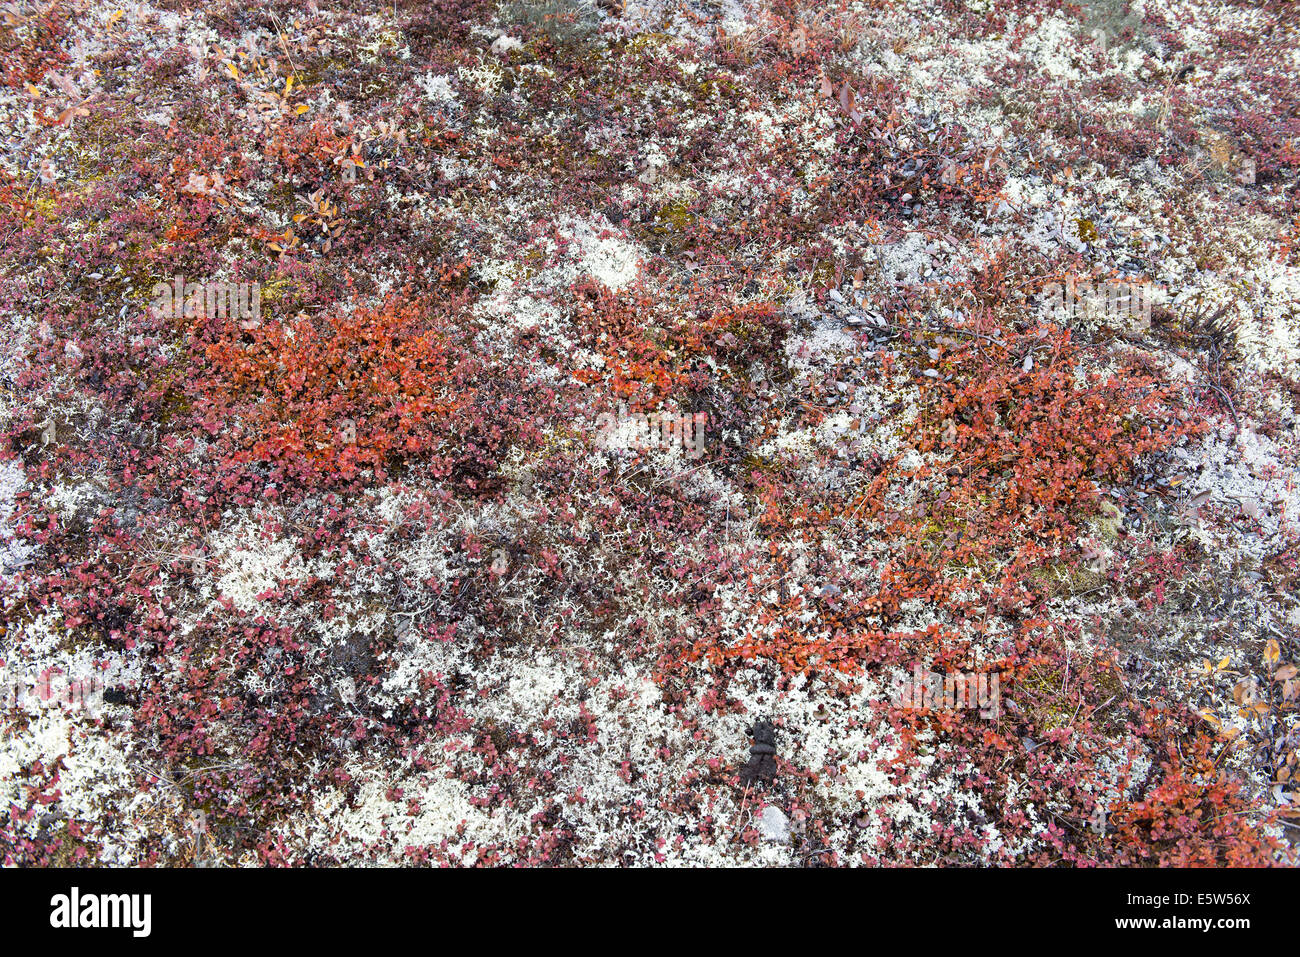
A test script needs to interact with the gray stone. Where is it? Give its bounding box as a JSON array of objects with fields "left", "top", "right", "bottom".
[{"left": 758, "top": 806, "right": 790, "bottom": 843}]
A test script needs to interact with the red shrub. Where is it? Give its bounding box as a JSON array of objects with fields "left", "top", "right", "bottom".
[{"left": 195, "top": 292, "right": 507, "bottom": 487}]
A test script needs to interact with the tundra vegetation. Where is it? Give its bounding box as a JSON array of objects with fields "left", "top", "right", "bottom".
[{"left": 0, "top": 0, "right": 1298, "bottom": 866}]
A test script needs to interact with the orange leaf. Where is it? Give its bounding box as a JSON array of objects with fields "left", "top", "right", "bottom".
[{"left": 1264, "top": 638, "right": 1281, "bottom": 668}]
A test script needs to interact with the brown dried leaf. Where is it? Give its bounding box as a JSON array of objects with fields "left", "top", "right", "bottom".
[{"left": 1232, "top": 678, "right": 1252, "bottom": 706}]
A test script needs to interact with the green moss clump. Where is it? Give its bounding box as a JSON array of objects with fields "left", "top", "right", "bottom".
[
  {"left": 809, "top": 259, "right": 838, "bottom": 287},
  {"left": 654, "top": 200, "right": 696, "bottom": 232},
  {"left": 641, "top": 199, "right": 700, "bottom": 254},
  {"left": 696, "top": 74, "right": 739, "bottom": 101}
]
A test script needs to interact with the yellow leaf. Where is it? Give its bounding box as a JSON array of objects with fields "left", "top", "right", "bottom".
[
  {"left": 226, "top": 62, "right": 239, "bottom": 80},
  {"left": 24, "top": 82, "right": 40, "bottom": 97},
  {"left": 284, "top": 75, "right": 294, "bottom": 96},
  {"left": 1264, "top": 638, "right": 1281, "bottom": 668},
  {"left": 1198, "top": 709, "right": 1221, "bottom": 728},
  {"left": 107, "top": 9, "right": 124, "bottom": 25},
  {"left": 295, "top": 104, "right": 310, "bottom": 115},
  {"left": 1217, "top": 656, "right": 1231, "bottom": 671}
]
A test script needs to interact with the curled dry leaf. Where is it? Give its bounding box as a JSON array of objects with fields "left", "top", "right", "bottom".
[{"left": 1233, "top": 678, "right": 1255, "bottom": 706}]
